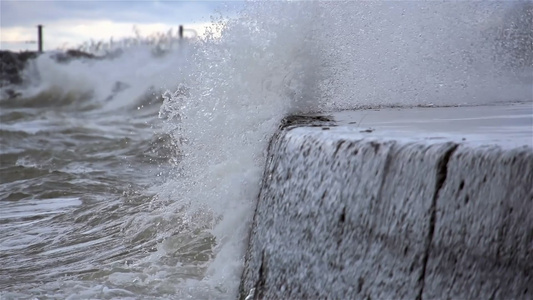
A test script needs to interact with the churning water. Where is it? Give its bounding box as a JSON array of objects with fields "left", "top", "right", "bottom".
[{"left": 1, "top": 1, "right": 531, "bottom": 299}]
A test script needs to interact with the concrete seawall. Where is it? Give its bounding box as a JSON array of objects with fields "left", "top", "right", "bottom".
[{"left": 240, "top": 104, "right": 533, "bottom": 299}]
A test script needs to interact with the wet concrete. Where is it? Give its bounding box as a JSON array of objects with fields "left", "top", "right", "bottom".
[{"left": 240, "top": 104, "right": 533, "bottom": 299}]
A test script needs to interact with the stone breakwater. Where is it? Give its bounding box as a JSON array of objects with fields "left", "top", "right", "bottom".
[
  {"left": 0, "top": 51, "right": 40, "bottom": 88},
  {"left": 0, "top": 50, "right": 101, "bottom": 99},
  {"left": 240, "top": 108, "right": 533, "bottom": 299}
]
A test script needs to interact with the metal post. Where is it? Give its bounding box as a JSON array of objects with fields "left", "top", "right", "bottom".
[
  {"left": 37, "top": 25, "right": 43, "bottom": 52},
  {"left": 179, "top": 25, "right": 183, "bottom": 39}
]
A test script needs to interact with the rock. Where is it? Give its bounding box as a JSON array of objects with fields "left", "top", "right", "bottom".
[
  {"left": 0, "top": 50, "right": 39, "bottom": 87},
  {"left": 51, "top": 49, "right": 98, "bottom": 63}
]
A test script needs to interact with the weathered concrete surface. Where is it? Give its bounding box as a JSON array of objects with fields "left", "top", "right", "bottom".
[
  {"left": 423, "top": 146, "right": 533, "bottom": 299},
  {"left": 240, "top": 106, "right": 533, "bottom": 299}
]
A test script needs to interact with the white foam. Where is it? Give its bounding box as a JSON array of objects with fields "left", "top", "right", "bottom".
[{"left": 17, "top": 42, "right": 194, "bottom": 113}]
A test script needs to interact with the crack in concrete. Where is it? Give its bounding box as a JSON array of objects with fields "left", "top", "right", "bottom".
[
  {"left": 416, "top": 143, "right": 459, "bottom": 300},
  {"left": 253, "top": 250, "right": 268, "bottom": 300}
]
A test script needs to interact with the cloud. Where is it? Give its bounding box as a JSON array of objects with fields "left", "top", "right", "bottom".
[
  {"left": 1, "top": 1, "right": 219, "bottom": 27},
  {"left": 1, "top": 19, "right": 217, "bottom": 51},
  {"left": 0, "top": 1, "right": 242, "bottom": 51}
]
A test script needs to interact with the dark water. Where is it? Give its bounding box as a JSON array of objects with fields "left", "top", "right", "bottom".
[{"left": 0, "top": 90, "right": 197, "bottom": 298}]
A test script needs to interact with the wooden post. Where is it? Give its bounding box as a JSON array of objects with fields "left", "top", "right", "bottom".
[{"left": 37, "top": 25, "right": 43, "bottom": 52}]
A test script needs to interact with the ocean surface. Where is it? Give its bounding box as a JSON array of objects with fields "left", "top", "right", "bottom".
[{"left": 1, "top": 2, "right": 531, "bottom": 299}]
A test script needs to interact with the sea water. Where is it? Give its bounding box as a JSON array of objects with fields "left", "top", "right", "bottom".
[{"left": 1, "top": 1, "right": 531, "bottom": 299}]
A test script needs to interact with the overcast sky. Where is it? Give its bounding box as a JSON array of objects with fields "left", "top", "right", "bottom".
[{"left": 0, "top": 1, "right": 242, "bottom": 51}]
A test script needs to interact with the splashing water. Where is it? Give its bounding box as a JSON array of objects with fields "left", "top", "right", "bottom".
[
  {"left": 1, "top": 1, "right": 531, "bottom": 299},
  {"left": 154, "top": 1, "right": 531, "bottom": 296}
]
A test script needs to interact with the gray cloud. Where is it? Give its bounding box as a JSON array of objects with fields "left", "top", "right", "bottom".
[{"left": 0, "top": 1, "right": 240, "bottom": 28}]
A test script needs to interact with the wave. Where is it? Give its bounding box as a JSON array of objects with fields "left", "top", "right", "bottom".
[
  {"left": 152, "top": 1, "right": 532, "bottom": 296},
  {"left": 1, "top": 1, "right": 531, "bottom": 298}
]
